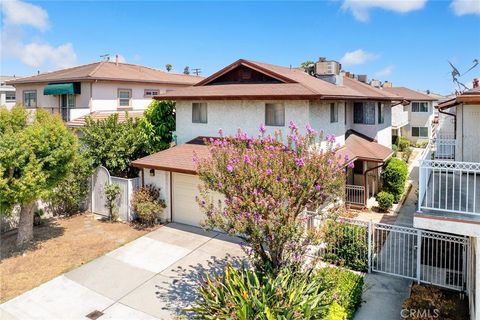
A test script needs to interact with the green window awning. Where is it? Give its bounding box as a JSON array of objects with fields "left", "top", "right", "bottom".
[{"left": 43, "top": 82, "right": 81, "bottom": 95}]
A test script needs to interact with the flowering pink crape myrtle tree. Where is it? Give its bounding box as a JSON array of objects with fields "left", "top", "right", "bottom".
[{"left": 195, "top": 121, "right": 348, "bottom": 272}]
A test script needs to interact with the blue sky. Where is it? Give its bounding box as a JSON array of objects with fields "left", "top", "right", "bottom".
[{"left": 1, "top": 0, "right": 479, "bottom": 94}]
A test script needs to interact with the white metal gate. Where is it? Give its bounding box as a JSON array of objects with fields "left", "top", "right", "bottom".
[
  {"left": 311, "top": 216, "right": 470, "bottom": 292},
  {"left": 91, "top": 166, "right": 111, "bottom": 217}
]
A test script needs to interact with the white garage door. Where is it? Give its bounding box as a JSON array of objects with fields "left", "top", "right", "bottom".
[{"left": 172, "top": 173, "right": 204, "bottom": 226}]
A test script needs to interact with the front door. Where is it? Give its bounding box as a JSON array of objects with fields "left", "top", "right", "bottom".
[{"left": 60, "top": 94, "right": 69, "bottom": 121}]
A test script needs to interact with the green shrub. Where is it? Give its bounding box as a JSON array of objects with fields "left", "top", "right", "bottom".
[
  {"left": 189, "top": 265, "right": 364, "bottom": 320},
  {"left": 131, "top": 185, "right": 166, "bottom": 225},
  {"left": 402, "top": 147, "right": 413, "bottom": 162},
  {"left": 392, "top": 144, "right": 398, "bottom": 157},
  {"left": 320, "top": 221, "right": 369, "bottom": 272},
  {"left": 33, "top": 208, "right": 45, "bottom": 226},
  {"left": 104, "top": 183, "right": 120, "bottom": 221},
  {"left": 377, "top": 191, "right": 394, "bottom": 212},
  {"left": 381, "top": 157, "right": 408, "bottom": 202},
  {"left": 45, "top": 153, "right": 93, "bottom": 216},
  {"left": 396, "top": 137, "right": 411, "bottom": 152},
  {"left": 316, "top": 267, "right": 364, "bottom": 320}
]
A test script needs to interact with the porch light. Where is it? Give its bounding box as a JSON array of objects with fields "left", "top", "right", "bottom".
[{"left": 149, "top": 169, "right": 155, "bottom": 176}]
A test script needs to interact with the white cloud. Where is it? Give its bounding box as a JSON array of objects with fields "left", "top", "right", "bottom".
[
  {"left": 0, "top": 0, "right": 77, "bottom": 69},
  {"left": 340, "top": 49, "right": 379, "bottom": 66},
  {"left": 374, "top": 65, "right": 395, "bottom": 78},
  {"left": 21, "top": 42, "right": 77, "bottom": 68},
  {"left": 1, "top": 0, "right": 49, "bottom": 31},
  {"left": 451, "top": 0, "right": 480, "bottom": 15},
  {"left": 342, "top": 0, "right": 427, "bottom": 22}
]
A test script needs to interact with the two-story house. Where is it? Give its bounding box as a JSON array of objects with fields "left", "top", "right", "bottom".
[
  {"left": 6, "top": 60, "right": 202, "bottom": 125},
  {"left": 383, "top": 86, "right": 438, "bottom": 144},
  {"left": 416, "top": 87, "right": 480, "bottom": 320},
  {"left": 131, "top": 58, "right": 398, "bottom": 227},
  {"left": 0, "top": 76, "right": 17, "bottom": 109}
]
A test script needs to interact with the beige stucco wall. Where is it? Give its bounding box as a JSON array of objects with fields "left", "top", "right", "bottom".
[
  {"left": 401, "top": 101, "right": 434, "bottom": 144},
  {"left": 309, "top": 100, "right": 347, "bottom": 145},
  {"left": 456, "top": 103, "right": 480, "bottom": 162}
]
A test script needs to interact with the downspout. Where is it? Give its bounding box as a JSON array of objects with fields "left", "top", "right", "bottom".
[
  {"left": 169, "top": 172, "right": 173, "bottom": 223},
  {"left": 438, "top": 107, "right": 456, "bottom": 139},
  {"left": 363, "top": 162, "right": 384, "bottom": 206}
]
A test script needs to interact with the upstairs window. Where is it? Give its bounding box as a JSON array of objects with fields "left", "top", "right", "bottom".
[
  {"left": 330, "top": 102, "right": 338, "bottom": 123},
  {"left": 378, "top": 102, "right": 384, "bottom": 124},
  {"left": 265, "top": 103, "right": 285, "bottom": 126},
  {"left": 353, "top": 102, "right": 375, "bottom": 125},
  {"left": 6, "top": 91, "right": 15, "bottom": 102},
  {"left": 412, "top": 126, "right": 428, "bottom": 137},
  {"left": 192, "top": 102, "right": 208, "bottom": 123},
  {"left": 144, "top": 89, "right": 160, "bottom": 97},
  {"left": 118, "top": 89, "right": 132, "bottom": 107},
  {"left": 23, "top": 90, "right": 37, "bottom": 108},
  {"left": 412, "top": 102, "right": 428, "bottom": 112}
]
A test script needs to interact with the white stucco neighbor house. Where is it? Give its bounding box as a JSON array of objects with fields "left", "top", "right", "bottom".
[
  {"left": 382, "top": 86, "right": 438, "bottom": 144},
  {"left": 6, "top": 60, "right": 202, "bottom": 125},
  {"left": 131, "top": 58, "right": 399, "bottom": 227},
  {"left": 416, "top": 87, "right": 480, "bottom": 320},
  {"left": 0, "top": 76, "right": 18, "bottom": 109}
]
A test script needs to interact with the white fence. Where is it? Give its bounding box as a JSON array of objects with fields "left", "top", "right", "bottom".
[
  {"left": 345, "top": 185, "right": 365, "bottom": 206},
  {"left": 91, "top": 166, "right": 141, "bottom": 221},
  {"left": 306, "top": 216, "right": 470, "bottom": 292}
]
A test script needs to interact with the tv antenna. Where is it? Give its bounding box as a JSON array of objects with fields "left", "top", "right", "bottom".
[
  {"left": 449, "top": 59, "right": 479, "bottom": 94},
  {"left": 100, "top": 54, "right": 111, "bottom": 61},
  {"left": 191, "top": 68, "right": 202, "bottom": 76}
]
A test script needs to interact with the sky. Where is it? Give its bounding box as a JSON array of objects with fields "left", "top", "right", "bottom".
[{"left": 1, "top": 0, "right": 479, "bottom": 95}]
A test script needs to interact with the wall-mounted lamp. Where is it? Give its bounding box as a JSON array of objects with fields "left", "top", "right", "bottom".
[{"left": 149, "top": 169, "right": 155, "bottom": 176}]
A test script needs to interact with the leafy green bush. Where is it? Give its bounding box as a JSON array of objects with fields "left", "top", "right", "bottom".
[
  {"left": 316, "top": 267, "right": 364, "bottom": 320},
  {"left": 45, "top": 153, "right": 93, "bottom": 216},
  {"left": 381, "top": 157, "right": 408, "bottom": 203},
  {"left": 131, "top": 185, "right": 166, "bottom": 225},
  {"left": 402, "top": 147, "right": 413, "bottom": 162},
  {"left": 396, "top": 137, "right": 411, "bottom": 152},
  {"left": 104, "top": 183, "right": 120, "bottom": 221},
  {"left": 321, "top": 221, "right": 369, "bottom": 272},
  {"left": 189, "top": 265, "right": 364, "bottom": 320},
  {"left": 139, "top": 100, "right": 176, "bottom": 154},
  {"left": 377, "top": 191, "right": 394, "bottom": 212}
]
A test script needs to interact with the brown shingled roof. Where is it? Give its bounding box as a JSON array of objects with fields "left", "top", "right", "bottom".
[
  {"left": 8, "top": 61, "right": 203, "bottom": 85},
  {"left": 131, "top": 143, "right": 210, "bottom": 174},
  {"left": 156, "top": 59, "right": 401, "bottom": 101},
  {"left": 340, "top": 130, "right": 393, "bottom": 162},
  {"left": 382, "top": 87, "right": 438, "bottom": 101},
  {"left": 66, "top": 110, "right": 144, "bottom": 127}
]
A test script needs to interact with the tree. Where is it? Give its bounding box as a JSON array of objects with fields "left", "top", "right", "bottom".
[
  {"left": 80, "top": 113, "right": 147, "bottom": 178},
  {"left": 196, "top": 123, "right": 346, "bottom": 272},
  {"left": 300, "top": 60, "right": 315, "bottom": 70},
  {"left": 0, "top": 107, "right": 76, "bottom": 246},
  {"left": 139, "top": 100, "right": 176, "bottom": 153},
  {"left": 165, "top": 64, "right": 172, "bottom": 72},
  {"left": 183, "top": 66, "right": 190, "bottom": 75}
]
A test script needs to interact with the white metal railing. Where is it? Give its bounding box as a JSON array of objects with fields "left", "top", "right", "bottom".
[
  {"left": 392, "top": 108, "right": 409, "bottom": 128},
  {"left": 419, "top": 141, "right": 480, "bottom": 216},
  {"left": 345, "top": 184, "right": 365, "bottom": 206}
]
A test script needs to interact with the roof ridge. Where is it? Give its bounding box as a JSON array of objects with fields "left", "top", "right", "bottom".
[{"left": 88, "top": 61, "right": 106, "bottom": 77}]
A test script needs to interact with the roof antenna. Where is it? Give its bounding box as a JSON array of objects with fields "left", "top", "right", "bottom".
[{"left": 289, "top": 64, "right": 292, "bottom": 70}]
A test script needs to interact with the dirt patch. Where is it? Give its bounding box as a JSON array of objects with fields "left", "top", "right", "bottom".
[
  {"left": 0, "top": 213, "right": 158, "bottom": 302},
  {"left": 402, "top": 284, "right": 469, "bottom": 320}
]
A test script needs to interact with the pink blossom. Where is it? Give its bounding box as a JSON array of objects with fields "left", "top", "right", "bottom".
[
  {"left": 226, "top": 164, "right": 234, "bottom": 172},
  {"left": 326, "top": 134, "right": 336, "bottom": 143},
  {"left": 306, "top": 124, "right": 316, "bottom": 135},
  {"left": 295, "top": 157, "right": 305, "bottom": 167},
  {"left": 288, "top": 120, "right": 298, "bottom": 131},
  {"left": 259, "top": 123, "right": 267, "bottom": 134},
  {"left": 348, "top": 161, "right": 355, "bottom": 169},
  {"left": 218, "top": 128, "right": 224, "bottom": 136},
  {"left": 315, "top": 184, "right": 321, "bottom": 191},
  {"left": 266, "top": 168, "right": 273, "bottom": 175}
]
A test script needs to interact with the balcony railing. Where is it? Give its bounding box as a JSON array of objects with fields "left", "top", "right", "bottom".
[
  {"left": 345, "top": 184, "right": 365, "bottom": 207},
  {"left": 418, "top": 140, "right": 480, "bottom": 217}
]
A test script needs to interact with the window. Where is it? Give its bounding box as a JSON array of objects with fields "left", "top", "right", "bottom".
[
  {"left": 265, "top": 103, "right": 285, "bottom": 126},
  {"left": 6, "top": 92, "right": 15, "bottom": 102},
  {"left": 378, "top": 102, "right": 384, "bottom": 124},
  {"left": 23, "top": 90, "right": 37, "bottom": 108},
  {"left": 192, "top": 102, "right": 207, "bottom": 123},
  {"left": 144, "top": 89, "right": 160, "bottom": 97},
  {"left": 118, "top": 89, "right": 131, "bottom": 107},
  {"left": 353, "top": 102, "right": 375, "bottom": 125},
  {"left": 412, "top": 127, "right": 428, "bottom": 137},
  {"left": 330, "top": 102, "right": 338, "bottom": 123},
  {"left": 67, "top": 94, "right": 75, "bottom": 108},
  {"left": 412, "top": 102, "right": 428, "bottom": 112}
]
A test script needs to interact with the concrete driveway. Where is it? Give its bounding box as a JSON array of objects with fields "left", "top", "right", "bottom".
[{"left": 0, "top": 223, "right": 246, "bottom": 320}]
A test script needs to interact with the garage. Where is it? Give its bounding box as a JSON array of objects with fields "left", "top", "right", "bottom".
[{"left": 172, "top": 172, "right": 204, "bottom": 227}]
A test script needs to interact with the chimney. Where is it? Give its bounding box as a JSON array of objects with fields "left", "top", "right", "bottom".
[
  {"left": 473, "top": 78, "right": 479, "bottom": 88},
  {"left": 115, "top": 54, "right": 119, "bottom": 65},
  {"left": 357, "top": 74, "right": 368, "bottom": 83},
  {"left": 382, "top": 80, "right": 392, "bottom": 88}
]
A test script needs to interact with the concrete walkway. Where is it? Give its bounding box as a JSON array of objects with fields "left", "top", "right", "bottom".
[{"left": 0, "top": 223, "right": 245, "bottom": 320}]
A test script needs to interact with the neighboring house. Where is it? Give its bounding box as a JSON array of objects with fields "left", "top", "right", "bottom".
[
  {"left": 416, "top": 87, "right": 480, "bottom": 320},
  {"left": 0, "top": 76, "right": 18, "bottom": 109},
  {"left": 6, "top": 60, "right": 202, "bottom": 124},
  {"left": 131, "top": 58, "right": 399, "bottom": 227},
  {"left": 383, "top": 86, "right": 438, "bottom": 144}
]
